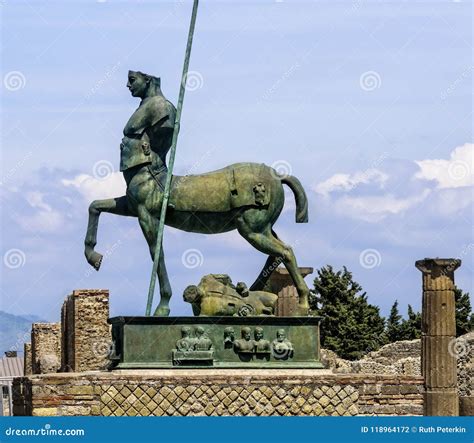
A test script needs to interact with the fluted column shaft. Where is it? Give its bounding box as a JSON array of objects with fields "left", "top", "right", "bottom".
[{"left": 416, "top": 258, "right": 461, "bottom": 416}]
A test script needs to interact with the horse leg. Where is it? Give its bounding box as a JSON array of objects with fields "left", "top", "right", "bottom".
[
  {"left": 85, "top": 196, "right": 132, "bottom": 270},
  {"left": 136, "top": 205, "right": 172, "bottom": 317},
  {"left": 237, "top": 223, "right": 310, "bottom": 313},
  {"left": 249, "top": 230, "right": 283, "bottom": 291}
]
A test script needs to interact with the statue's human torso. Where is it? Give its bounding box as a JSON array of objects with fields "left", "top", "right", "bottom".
[{"left": 120, "top": 94, "right": 176, "bottom": 172}]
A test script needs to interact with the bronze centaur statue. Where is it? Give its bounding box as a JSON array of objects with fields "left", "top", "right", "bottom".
[{"left": 84, "top": 71, "right": 310, "bottom": 316}]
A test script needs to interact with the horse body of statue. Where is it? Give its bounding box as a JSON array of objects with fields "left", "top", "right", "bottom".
[{"left": 84, "top": 70, "right": 311, "bottom": 317}]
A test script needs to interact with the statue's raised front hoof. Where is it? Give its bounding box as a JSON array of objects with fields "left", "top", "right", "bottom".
[
  {"left": 154, "top": 306, "right": 171, "bottom": 317},
  {"left": 86, "top": 250, "right": 103, "bottom": 271}
]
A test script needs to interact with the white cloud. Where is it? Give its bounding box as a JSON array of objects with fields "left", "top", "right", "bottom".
[
  {"left": 18, "top": 209, "right": 64, "bottom": 233},
  {"left": 314, "top": 169, "right": 388, "bottom": 196},
  {"left": 334, "top": 190, "right": 431, "bottom": 222},
  {"left": 415, "top": 143, "right": 474, "bottom": 189},
  {"left": 62, "top": 172, "right": 126, "bottom": 202},
  {"left": 313, "top": 143, "right": 473, "bottom": 223},
  {"left": 15, "top": 191, "right": 65, "bottom": 232}
]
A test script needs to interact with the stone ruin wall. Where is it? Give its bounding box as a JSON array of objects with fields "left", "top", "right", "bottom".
[
  {"left": 25, "top": 289, "right": 111, "bottom": 375},
  {"left": 321, "top": 334, "right": 473, "bottom": 406},
  {"left": 61, "top": 289, "right": 111, "bottom": 373},
  {"left": 12, "top": 371, "right": 424, "bottom": 417},
  {"left": 30, "top": 323, "right": 61, "bottom": 375}
]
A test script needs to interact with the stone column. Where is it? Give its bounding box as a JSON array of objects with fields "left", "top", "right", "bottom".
[
  {"left": 31, "top": 323, "right": 61, "bottom": 374},
  {"left": 267, "top": 266, "right": 313, "bottom": 316},
  {"left": 61, "top": 289, "right": 111, "bottom": 372},
  {"left": 415, "top": 258, "right": 461, "bottom": 416},
  {"left": 23, "top": 343, "right": 33, "bottom": 376}
]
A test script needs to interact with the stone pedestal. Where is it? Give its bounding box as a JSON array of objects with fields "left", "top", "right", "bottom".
[
  {"left": 267, "top": 266, "right": 313, "bottom": 316},
  {"left": 109, "top": 316, "right": 323, "bottom": 369},
  {"left": 31, "top": 323, "right": 61, "bottom": 374},
  {"left": 23, "top": 343, "right": 32, "bottom": 376},
  {"left": 61, "top": 289, "right": 111, "bottom": 372},
  {"left": 12, "top": 370, "right": 424, "bottom": 416},
  {"left": 415, "top": 258, "right": 461, "bottom": 416}
]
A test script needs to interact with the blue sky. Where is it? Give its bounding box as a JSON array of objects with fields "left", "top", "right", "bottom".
[{"left": 1, "top": 1, "right": 472, "bottom": 322}]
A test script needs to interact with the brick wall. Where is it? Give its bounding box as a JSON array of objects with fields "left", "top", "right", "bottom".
[
  {"left": 31, "top": 323, "right": 61, "bottom": 374},
  {"left": 23, "top": 343, "right": 33, "bottom": 376},
  {"left": 61, "top": 289, "right": 111, "bottom": 372}
]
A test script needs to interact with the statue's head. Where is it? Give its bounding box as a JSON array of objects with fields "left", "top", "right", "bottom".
[
  {"left": 254, "top": 327, "right": 264, "bottom": 341},
  {"left": 183, "top": 285, "right": 202, "bottom": 304},
  {"left": 276, "top": 329, "right": 286, "bottom": 342},
  {"left": 224, "top": 327, "right": 235, "bottom": 340},
  {"left": 195, "top": 326, "right": 205, "bottom": 337},
  {"left": 241, "top": 327, "right": 252, "bottom": 341},
  {"left": 236, "top": 282, "right": 249, "bottom": 297},
  {"left": 127, "top": 70, "right": 161, "bottom": 98},
  {"left": 181, "top": 326, "right": 192, "bottom": 338}
]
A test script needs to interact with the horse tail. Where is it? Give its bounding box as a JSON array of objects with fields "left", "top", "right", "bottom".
[{"left": 281, "top": 175, "right": 308, "bottom": 223}]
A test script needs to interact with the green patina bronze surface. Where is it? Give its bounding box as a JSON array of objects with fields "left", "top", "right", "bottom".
[
  {"left": 108, "top": 316, "right": 324, "bottom": 369},
  {"left": 84, "top": 71, "right": 311, "bottom": 317},
  {"left": 183, "top": 274, "right": 278, "bottom": 316}
]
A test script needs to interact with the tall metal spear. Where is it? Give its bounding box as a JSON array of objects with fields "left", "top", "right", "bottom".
[{"left": 145, "top": 0, "right": 199, "bottom": 316}]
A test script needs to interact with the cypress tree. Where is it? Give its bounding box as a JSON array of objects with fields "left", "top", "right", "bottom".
[
  {"left": 309, "top": 265, "right": 386, "bottom": 360},
  {"left": 386, "top": 300, "right": 403, "bottom": 342},
  {"left": 399, "top": 304, "right": 422, "bottom": 340},
  {"left": 455, "top": 287, "right": 474, "bottom": 336}
]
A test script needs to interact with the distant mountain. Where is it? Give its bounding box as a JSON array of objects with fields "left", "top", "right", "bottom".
[{"left": 0, "top": 311, "right": 45, "bottom": 356}]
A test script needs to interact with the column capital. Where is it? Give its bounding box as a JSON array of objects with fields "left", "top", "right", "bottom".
[{"left": 415, "top": 258, "right": 461, "bottom": 274}]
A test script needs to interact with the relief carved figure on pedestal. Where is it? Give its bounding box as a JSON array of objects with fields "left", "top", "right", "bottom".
[
  {"left": 272, "top": 329, "right": 294, "bottom": 360},
  {"left": 223, "top": 327, "right": 235, "bottom": 349},
  {"left": 233, "top": 327, "right": 255, "bottom": 355},
  {"left": 172, "top": 326, "right": 214, "bottom": 366},
  {"left": 254, "top": 327, "right": 271, "bottom": 361}
]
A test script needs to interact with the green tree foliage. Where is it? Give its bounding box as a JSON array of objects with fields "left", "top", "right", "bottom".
[
  {"left": 386, "top": 300, "right": 403, "bottom": 342},
  {"left": 386, "top": 302, "right": 421, "bottom": 342},
  {"left": 399, "top": 305, "right": 422, "bottom": 340},
  {"left": 385, "top": 287, "right": 473, "bottom": 342},
  {"left": 455, "top": 287, "right": 474, "bottom": 336},
  {"left": 309, "top": 265, "right": 386, "bottom": 360}
]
